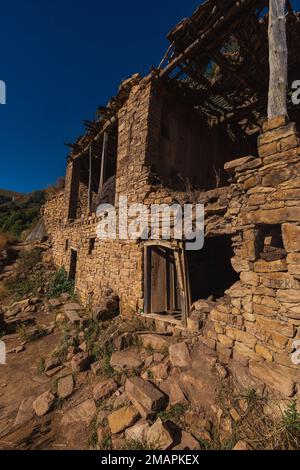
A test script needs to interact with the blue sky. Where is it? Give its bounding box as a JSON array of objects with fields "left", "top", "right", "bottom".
[{"left": 0, "top": 0, "right": 299, "bottom": 193}]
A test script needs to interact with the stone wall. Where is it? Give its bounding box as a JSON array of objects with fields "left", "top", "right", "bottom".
[{"left": 200, "top": 116, "right": 300, "bottom": 399}]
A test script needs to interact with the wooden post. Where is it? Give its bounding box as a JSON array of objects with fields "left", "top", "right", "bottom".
[
  {"left": 88, "top": 145, "right": 92, "bottom": 214},
  {"left": 268, "top": 0, "right": 288, "bottom": 119},
  {"left": 98, "top": 131, "right": 109, "bottom": 193}
]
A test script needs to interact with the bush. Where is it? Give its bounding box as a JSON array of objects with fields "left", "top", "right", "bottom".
[{"left": 48, "top": 268, "right": 74, "bottom": 298}]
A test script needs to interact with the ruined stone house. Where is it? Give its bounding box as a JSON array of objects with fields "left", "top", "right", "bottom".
[{"left": 43, "top": 0, "right": 300, "bottom": 398}]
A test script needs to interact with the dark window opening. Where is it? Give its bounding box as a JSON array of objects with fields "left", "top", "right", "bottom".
[
  {"left": 65, "top": 239, "right": 69, "bottom": 251},
  {"left": 257, "top": 224, "right": 286, "bottom": 261},
  {"left": 88, "top": 238, "right": 96, "bottom": 255},
  {"left": 144, "top": 246, "right": 182, "bottom": 320},
  {"left": 186, "top": 235, "right": 239, "bottom": 303},
  {"left": 69, "top": 249, "right": 77, "bottom": 281}
]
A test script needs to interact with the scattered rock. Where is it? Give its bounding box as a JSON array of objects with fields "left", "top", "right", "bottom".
[
  {"left": 61, "top": 399, "right": 97, "bottom": 426},
  {"left": 219, "top": 416, "right": 233, "bottom": 443},
  {"left": 93, "top": 379, "right": 118, "bottom": 401},
  {"left": 93, "top": 292, "right": 119, "bottom": 321},
  {"left": 64, "top": 303, "right": 82, "bottom": 311},
  {"left": 33, "top": 391, "right": 55, "bottom": 417},
  {"left": 44, "top": 356, "right": 61, "bottom": 372},
  {"left": 65, "top": 310, "right": 81, "bottom": 324},
  {"left": 91, "top": 361, "right": 102, "bottom": 376},
  {"left": 216, "top": 363, "right": 228, "bottom": 379},
  {"left": 60, "top": 293, "right": 71, "bottom": 302},
  {"left": 110, "top": 350, "right": 143, "bottom": 372},
  {"left": 48, "top": 298, "right": 62, "bottom": 308},
  {"left": 113, "top": 333, "right": 133, "bottom": 351},
  {"left": 57, "top": 375, "right": 74, "bottom": 399},
  {"left": 113, "top": 392, "right": 130, "bottom": 410},
  {"left": 147, "top": 418, "right": 173, "bottom": 450},
  {"left": 140, "top": 334, "right": 172, "bottom": 351},
  {"left": 169, "top": 342, "right": 190, "bottom": 368},
  {"left": 173, "top": 430, "right": 200, "bottom": 450},
  {"left": 108, "top": 406, "right": 139, "bottom": 434},
  {"left": 14, "top": 396, "right": 35, "bottom": 427},
  {"left": 125, "top": 377, "right": 168, "bottom": 418},
  {"left": 71, "top": 352, "right": 92, "bottom": 373},
  {"left": 160, "top": 377, "right": 187, "bottom": 406},
  {"left": 233, "top": 440, "right": 253, "bottom": 451},
  {"left": 125, "top": 420, "right": 150, "bottom": 443},
  {"left": 149, "top": 362, "right": 170, "bottom": 382}
]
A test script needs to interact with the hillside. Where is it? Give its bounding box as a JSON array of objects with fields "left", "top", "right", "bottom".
[{"left": 0, "top": 189, "right": 46, "bottom": 239}]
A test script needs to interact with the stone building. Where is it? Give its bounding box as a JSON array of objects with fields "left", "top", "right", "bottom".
[{"left": 43, "top": 1, "right": 300, "bottom": 398}]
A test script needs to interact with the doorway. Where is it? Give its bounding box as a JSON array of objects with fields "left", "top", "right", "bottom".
[{"left": 144, "top": 244, "right": 188, "bottom": 322}]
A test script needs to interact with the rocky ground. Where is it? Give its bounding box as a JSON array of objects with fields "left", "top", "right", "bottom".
[{"left": 0, "top": 243, "right": 299, "bottom": 451}]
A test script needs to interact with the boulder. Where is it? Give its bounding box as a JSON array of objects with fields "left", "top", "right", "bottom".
[
  {"left": 65, "top": 310, "right": 81, "bottom": 324},
  {"left": 108, "top": 406, "right": 139, "bottom": 434},
  {"left": 233, "top": 440, "right": 253, "bottom": 451},
  {"left": 33, "top": 391, "right": 55, "bottom": 417},
  {"left": 147, "top": 418, "right": 173, "bottom": 450},
  {"left": 140, "top": 334, "right": 172, "bottom": 351},
  {"left": 169, "top": 342, "right": 190, "bottom": 368},
  {"left": 57, "top": 375, "right": 74, "bottom": 399},
  {"left": 48, "top": 298, "right": 62, "bottom": 308},
  {"left": 61, "top": 399, "right": 97, "bottom": 426},
  {"left": 93, "top": 293, "right": 119, "bottom": 321},
  {"left": 172, "top": 431, "right": 200, "bottom": 451},
  {"left": 125, "top": 377, "right": 168, "bottom": 418},
  {"left": 14, "top": 396, "right": 35, "bottom": 427},
  {"left": 110, "top": 350, "right": 143, "bottom": 372},
  {"left": 160, "top": 377, "right": 187, "bottom": 406},
  {"left": 125, "top": 420, "right": 150, "bottom": 443},
  {"left": 44, "top": 356, "right": 61, "bottom": 372},
  {"left": 90, "top": 361, "right": 102, "bottom": 376},
  {"left": 93, "top": 379, "right": 118, "bottom": 401},
  {"left": 71, "top": 352, "right": 92, "bottom": 373},
  {"left": 64, "top": 303, "right": 82, "bottom": 311}
]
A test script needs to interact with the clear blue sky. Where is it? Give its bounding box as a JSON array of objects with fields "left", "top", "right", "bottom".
[{"left": 0, "top": 0, "right": 299, "bottom": 193}]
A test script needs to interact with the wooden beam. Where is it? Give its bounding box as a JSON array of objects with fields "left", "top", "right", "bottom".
[{"left": 268, "top": 0, "right": 288, "bottom": 118}]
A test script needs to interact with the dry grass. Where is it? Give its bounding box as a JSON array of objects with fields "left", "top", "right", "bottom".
[
  {"left": 0, "top": 282, "right": 9, "bottom": 301},
  {"left": 0, "top": 233, "right": 8, "bottom": 250},
  {"left": 214, "top": 381, "right": 300, "bottom": 450}
]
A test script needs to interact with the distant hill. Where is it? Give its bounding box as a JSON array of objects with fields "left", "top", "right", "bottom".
[{"left": 0, "top": 189, "right": 46, "bottom": 239}]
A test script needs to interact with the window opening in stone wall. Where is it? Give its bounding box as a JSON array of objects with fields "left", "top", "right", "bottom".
[
  {"left": 69, "top": 249, "right": 78, "bottom": 281},
  {"left": 257, "top": 224, "right": 286, "bottom": 261},
  {"left": 65, "top": 239, "right": 69, "bottom": 251},
  {"left": 88, "top": 238, "right": 96, "bottom": 255},
  {"left": 186, "top": 235, "right": 239, "bottom": 303}
]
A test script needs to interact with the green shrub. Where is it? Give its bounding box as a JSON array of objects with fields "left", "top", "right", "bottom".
[
  {"left": 48, "top": 268, "right": 74, "bottom": 298},
  {"left": 283, "top": 400, "right": 300, "bottom": 434}
]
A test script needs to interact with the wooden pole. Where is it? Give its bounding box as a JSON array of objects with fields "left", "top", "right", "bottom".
[
  {"left": 98, "top": 131, "right": 109, "bottom": 194},
  {"left": 88, "top": 145, "right": 92, "bottom": 214},
  {"left": 268, "top": 0, "right": 288, "bottom": 119}
]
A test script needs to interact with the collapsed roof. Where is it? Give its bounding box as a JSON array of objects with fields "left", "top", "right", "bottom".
[
  {"left": 156, "top": 0, "right": 300, "bottom": 134},
  {"left": 67, "top": 0, "right": 300, "bottom": 158}
]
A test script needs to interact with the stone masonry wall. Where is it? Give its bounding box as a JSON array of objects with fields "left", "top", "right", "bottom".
[{"left": 200, "top": 116, "right": 300, "bottom": 400}]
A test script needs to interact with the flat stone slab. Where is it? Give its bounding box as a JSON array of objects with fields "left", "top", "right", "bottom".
[{"left": 110, "top": 350, "right": 143, "bottom": 372}]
